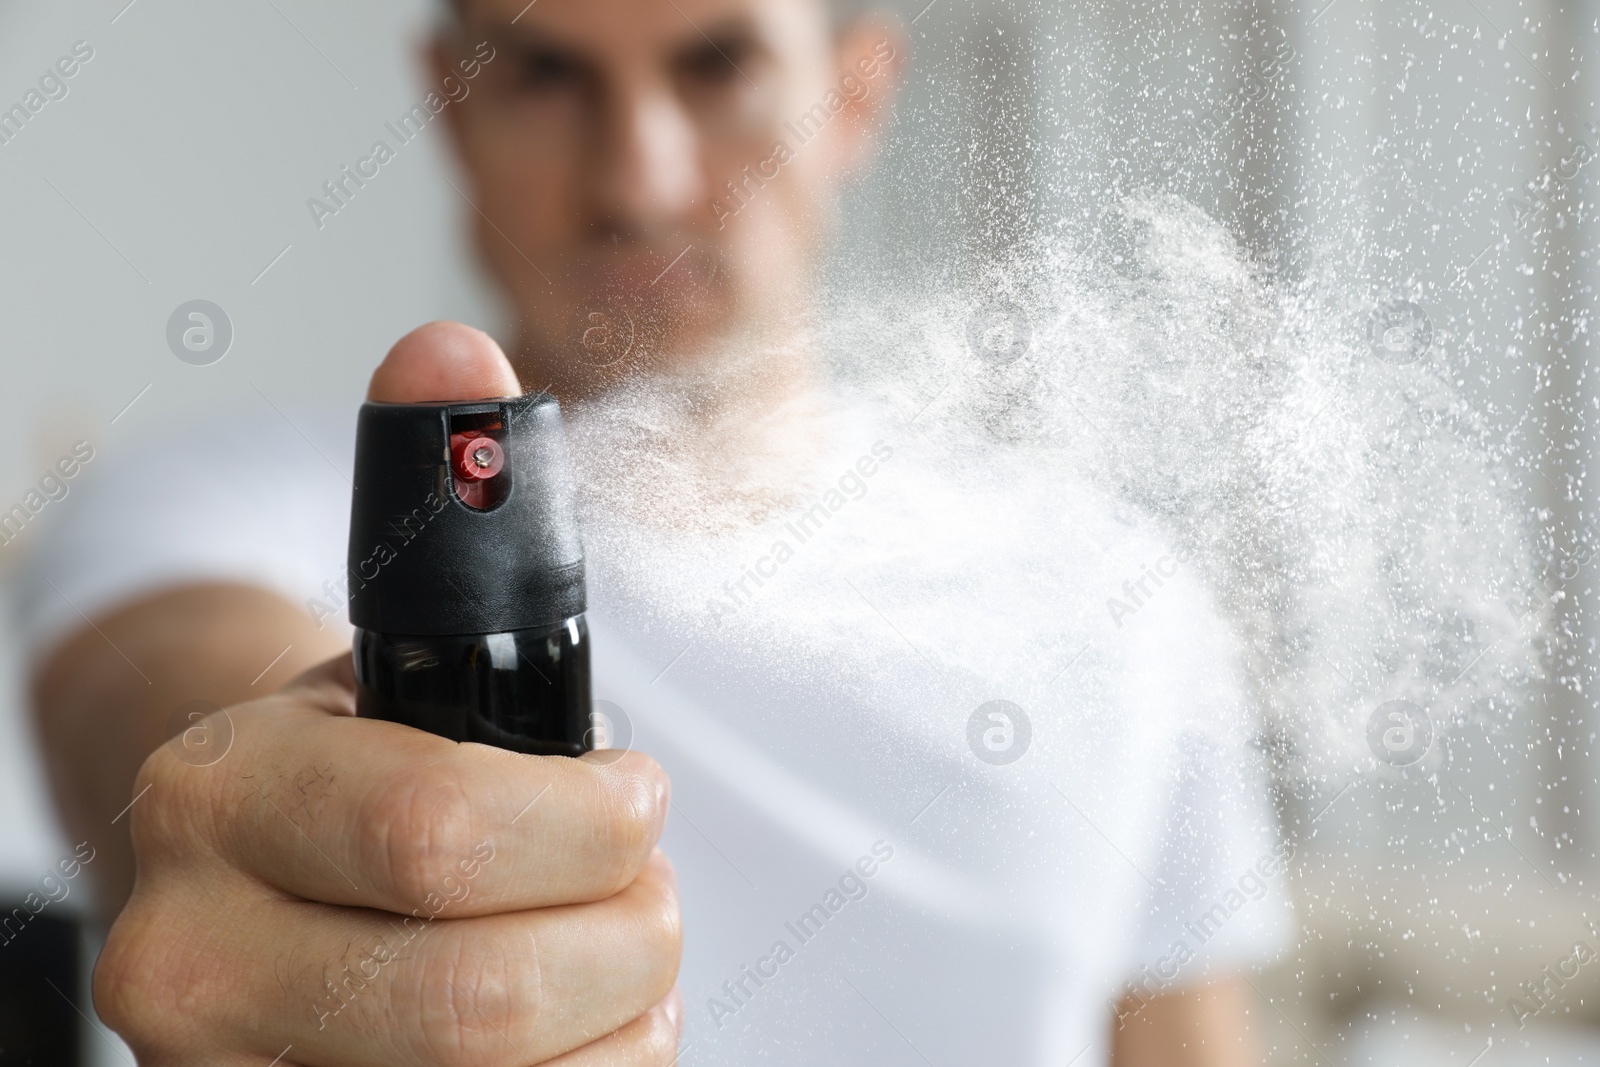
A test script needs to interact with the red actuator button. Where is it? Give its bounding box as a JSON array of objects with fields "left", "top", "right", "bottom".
[{"left": 453, "top": 435, "right": 505, "bottom": 481}]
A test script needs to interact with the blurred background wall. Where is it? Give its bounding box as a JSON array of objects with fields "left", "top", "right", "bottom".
[{"left": 0, "top": 0, "right": 1595, "bottom": 1063}]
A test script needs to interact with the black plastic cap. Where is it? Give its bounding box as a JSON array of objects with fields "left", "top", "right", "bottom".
[{"left": 347, "top": 394, "right": 585, "bottom": 636}]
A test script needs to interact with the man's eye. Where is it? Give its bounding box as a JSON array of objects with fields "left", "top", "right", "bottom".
[
  {"left": 512, "top": 49, "right": 585, "bottom": 92},
  {"left": 678, "top": 39, "right": 750, "bottom": 88}
]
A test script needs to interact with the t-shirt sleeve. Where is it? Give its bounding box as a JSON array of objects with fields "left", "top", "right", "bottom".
[
  {"left": 1109, "top": 553, "right": 1296, "bottom": 995},
  {"left": 1127, "top": 726, "right": 1295, "bottom": 987},
  {"left": 10, "top": 413, "right": 355, "bottom": 664}
]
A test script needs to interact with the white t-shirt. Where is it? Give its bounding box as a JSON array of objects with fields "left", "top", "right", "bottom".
[{"left": 14, "top": 397, "right": 1291, "bottom": 1066}]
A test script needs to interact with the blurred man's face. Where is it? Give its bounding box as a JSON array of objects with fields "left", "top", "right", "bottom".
[{"left": 438, "top": 0, "right": 894, "bottom": 391}]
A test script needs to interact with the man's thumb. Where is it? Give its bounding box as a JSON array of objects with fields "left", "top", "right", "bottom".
[{"left": 367, "top": 321, "right": 522, "bottom": 403}]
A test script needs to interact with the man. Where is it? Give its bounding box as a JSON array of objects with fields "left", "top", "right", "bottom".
[{"left": 24, "top": 0, "right": 1288, "bottom": 1063}]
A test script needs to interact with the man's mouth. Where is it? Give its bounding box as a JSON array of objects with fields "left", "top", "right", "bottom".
[{"left": 571, "top": 244, "right": 719, "bottom": 307}]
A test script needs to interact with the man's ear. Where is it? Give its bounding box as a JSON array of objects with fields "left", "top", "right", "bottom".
[{"left": 828, "top": 16, "right": 906, "bottom": 175}]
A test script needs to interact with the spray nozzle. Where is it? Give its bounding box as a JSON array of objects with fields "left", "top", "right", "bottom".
[{"left": 448, "top": 414, "right": 509, "bottom": 510}]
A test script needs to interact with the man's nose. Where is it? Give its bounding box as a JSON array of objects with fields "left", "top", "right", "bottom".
[{"left": 592, "top": 86, "right": 702, "bottom": 230}]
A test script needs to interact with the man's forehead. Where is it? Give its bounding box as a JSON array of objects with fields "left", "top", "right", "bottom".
[{"left": 458, "top": 0, "right": 828, "bottom": 43}]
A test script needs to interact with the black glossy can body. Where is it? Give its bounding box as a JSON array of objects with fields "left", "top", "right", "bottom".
[{"left": 354, "top": 615, "right": 593, "bottom": 757}]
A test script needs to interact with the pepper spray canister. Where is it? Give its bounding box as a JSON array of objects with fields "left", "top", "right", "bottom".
[{"left": 348, "top": 394, "right": 593, "bottom": 756}]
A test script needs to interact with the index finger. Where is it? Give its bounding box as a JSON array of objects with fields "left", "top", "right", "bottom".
[{"left": 139, "top": 664, "right": 669, "bottom": 916}]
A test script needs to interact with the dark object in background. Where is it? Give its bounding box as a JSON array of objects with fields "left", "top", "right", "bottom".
[
  {"left": 349, "top": 395, "right": 594, "bottom": 756},
  {"left": 0, "top": 911, "right": 82, "bottom": 1066}
]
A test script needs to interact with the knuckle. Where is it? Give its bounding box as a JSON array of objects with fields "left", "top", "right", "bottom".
[
  {"left": 643, "top": 1001, "right": 685, "bottom": 1063},
  {"left": 412, "top": 930, "right": 541, "bottom": 1067},
  {"left": 652, "top": 902, "right": 684, "bottom": 984},
  {"left": 365, "top": 767, "right": 479, "bottom": 908},
  {"left": 594, "top": 770, "right": 663, "bottom": 895},
  {"left": 92, "top": 917, "right": 146, "bottom": 1039},
  {"left": 93, "top": 901, "right": 192, "bottom": 1053},
  {"left": 125, "top": 747, "right": 197, "bottom": 856},
  {"left": 589, "top": 997, "right": 681, "bottom": 1065},
  {"left": 632, "top": 863, "right": 684, "bottom": 989}
]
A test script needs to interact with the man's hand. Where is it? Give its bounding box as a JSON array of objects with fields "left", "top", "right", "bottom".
[
  {"left": 96, "top": 655, "right": 682, "bottom": 1065},
  {"left": 34, "top": 321, "right": 682, "bottom": 1063}
]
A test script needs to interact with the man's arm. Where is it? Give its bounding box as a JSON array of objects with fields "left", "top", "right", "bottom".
[
  {"left": 30, "top": 582, "right": 348, "bottom": 920},
  {"left": 1111, "top": 977, "right": 1262, "bottom": 1067}
]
